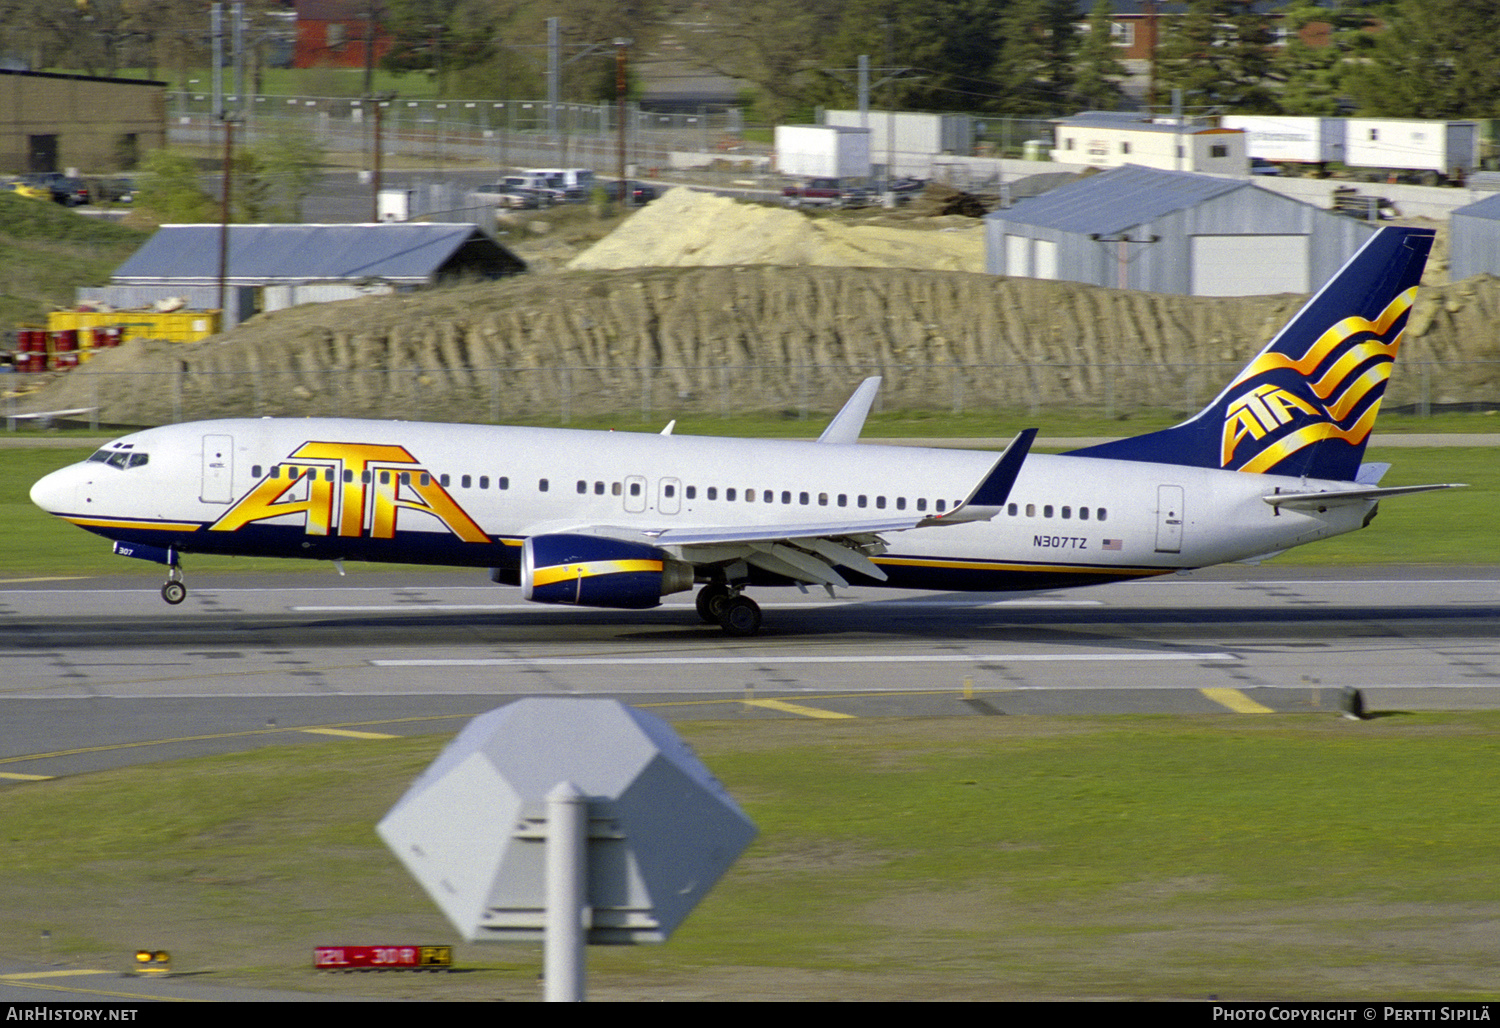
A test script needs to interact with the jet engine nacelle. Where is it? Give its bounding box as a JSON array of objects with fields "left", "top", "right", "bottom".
[{"left": 521, "top": 533, "right": 695, "bottom": 609}]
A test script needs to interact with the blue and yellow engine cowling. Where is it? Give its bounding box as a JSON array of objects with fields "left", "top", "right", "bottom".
[{"left": 521, "top": 533, "right": 696, "bottom": 609}]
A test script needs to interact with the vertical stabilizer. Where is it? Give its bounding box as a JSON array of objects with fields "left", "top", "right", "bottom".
[{"left": 1067, "top": 227, "right": 1435, "bottom": 481}]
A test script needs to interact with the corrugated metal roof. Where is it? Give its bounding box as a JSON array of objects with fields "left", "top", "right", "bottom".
[
  {"left": 986, "top": 164, "right": 1250, "bottom": 236},
  {"left": 1055, "top": 112, "right": 1234, "bottom": 135},
  {"left": 112, "top": 223, "right": 517, "bottom": 286},
  {"left": 1451, "top": 192, "right": 1500, "bottom": 222}
]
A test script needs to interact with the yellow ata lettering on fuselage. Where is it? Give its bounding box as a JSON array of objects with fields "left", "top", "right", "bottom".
[{"left": 209, "top": 441, "right": 489, "bottom": 542}]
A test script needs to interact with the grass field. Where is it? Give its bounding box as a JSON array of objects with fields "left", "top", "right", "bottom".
[
  {"left": 2, "top": 714, "right": 1497, "bottom": 1001},
  {"left": 4, "top": 436, "right": 1495, "bottom": 578}
]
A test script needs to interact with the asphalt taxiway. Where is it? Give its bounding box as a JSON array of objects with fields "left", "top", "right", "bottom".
[{"left": 2, "top": 565, "right": 1496, "bottom": 780}]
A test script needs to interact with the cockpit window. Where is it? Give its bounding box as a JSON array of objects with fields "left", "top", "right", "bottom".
[{"left": 87, "top": 449, "right": 149, "bottom": 470}]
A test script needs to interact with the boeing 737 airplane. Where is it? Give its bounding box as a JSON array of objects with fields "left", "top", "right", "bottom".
[{"left": 30, "top": 226, "right": 1459, "bottom": 635}]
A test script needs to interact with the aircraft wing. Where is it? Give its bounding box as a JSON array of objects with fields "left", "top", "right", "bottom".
[
  {"left": 1262, "top": 482, "right": 1466, "bottom": 511},
  {"left": 571, "top": 430, "right": 1036, "bottom": 589}
]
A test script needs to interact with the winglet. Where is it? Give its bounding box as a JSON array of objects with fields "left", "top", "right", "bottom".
[
  {"left": 928, "top": 428, "right": 1037, "bottom": 524},
  {"left": 818, "top": 377, "right": 882, "bottom": 444}
]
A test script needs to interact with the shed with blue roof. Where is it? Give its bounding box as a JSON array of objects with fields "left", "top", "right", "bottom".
[{"left": 984, "top": 164, "right": 1376, "bottom": 297}]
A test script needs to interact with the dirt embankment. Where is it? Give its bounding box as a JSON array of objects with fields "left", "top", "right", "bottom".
[{"left": 17, "top": 190, "right": 1500, "bottom": 426}]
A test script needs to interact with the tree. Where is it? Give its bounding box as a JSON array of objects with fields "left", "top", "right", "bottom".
[
  {"left": 1343, "top": 0, "right": 1500, "bottom": 117},
  {"left": 991, "top": 0, "right": 1078, "bottom": 115},
  {"left": 247, "top": 128, "right": 327, "bottom": 222},
  {"left": 1156, "top": 0, "right": 1278, "bottom": 112},
  {"left": 679, "top": 0, "right": 845, "bottom": 123},
  {"left": 1073, "top": 0, "right": 1128, "bottom": 112},
  {"left": 133, "top": 149, "right": 217, "bottom": 225}
]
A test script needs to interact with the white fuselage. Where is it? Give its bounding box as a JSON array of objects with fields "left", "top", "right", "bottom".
[{"left": 31, "top": 417, "right": 1374, "bottom": 594}]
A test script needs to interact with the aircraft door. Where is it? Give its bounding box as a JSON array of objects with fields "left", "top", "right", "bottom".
[
  {"left": 623, "top": 475, "right": 647, "bottom": 513},
  {"left": 201, "top": 434, "right": 234, "bottom": 504},
  {"left": 1155, "top": 485, "right": 1184, "bottom": 554},
  {"left": 658, "top": 477, "right": 681, "bottom": 515}
]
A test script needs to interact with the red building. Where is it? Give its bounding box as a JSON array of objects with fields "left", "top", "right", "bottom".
[{"left": 293, "top": 1, "right": 392, "bottom": 70}]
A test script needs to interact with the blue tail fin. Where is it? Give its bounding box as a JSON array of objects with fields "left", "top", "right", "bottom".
[{"left": 1066, "top": 227, "right": 1435, "bottom": 481}]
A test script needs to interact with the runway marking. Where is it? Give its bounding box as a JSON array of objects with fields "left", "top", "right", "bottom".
[
  {"left": 1200, "top": 688, "right": 1276, "bottom": 714},
  {"left": 0, "top": 969, "right": 200, "bottom": 1001},
  {"left": 743, "top": 698, "right": 855, "bottom": 719},
  {"left": 372, "top": 651, "right": 1236, "bottom": 668},
  {"left": 0, "top": 771, "right": 54, "bottom": 781},
  {"left": 300, "top": 727, "right": 399, "bottom": 740}
]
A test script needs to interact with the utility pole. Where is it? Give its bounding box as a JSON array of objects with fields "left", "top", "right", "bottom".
[{"left": 615, "top": 39, "right": 630, "bottom": 206}]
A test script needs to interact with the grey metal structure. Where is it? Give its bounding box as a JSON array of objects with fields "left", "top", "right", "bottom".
[
  {"left": 377, "top": 698, "right": 757, "bottom": 950},
  {"left": 112, "top": 223, "right": 525, "bottom": 288},
  {"left": 984, "top": 164, "right": 1377, "bottom": 297},
  {"left": 96, "top": 223, "right": 525, "bottom": 328},
  {"left": 1449, "top": 193, "right": 1500, "bottom": 282}
]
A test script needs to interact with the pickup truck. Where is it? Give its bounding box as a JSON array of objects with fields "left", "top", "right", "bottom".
[{"left": 781, "top": 178, "right": 869, "bottom": 209}]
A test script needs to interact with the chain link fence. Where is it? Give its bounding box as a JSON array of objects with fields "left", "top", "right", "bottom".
[{"left": 10, "top": 360, "right": 1496, "bottom": 431}]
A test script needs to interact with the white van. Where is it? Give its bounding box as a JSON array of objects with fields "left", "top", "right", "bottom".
[{"left": 525, "top": 168, "right": 595, "bottom": 200}]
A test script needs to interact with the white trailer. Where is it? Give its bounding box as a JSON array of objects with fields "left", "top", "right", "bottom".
[
  {"left": 774, "top": 125, "right": 872, "bottom": 180},
  {"left": 1344, "top": 119, "right": 1478, "bottom": 184},
  {"left": 823, "top": 111, "right": 972, "bottom": 176},
  {"left": 1220, "top": 115, "right": 1345, "bottom": 167}
]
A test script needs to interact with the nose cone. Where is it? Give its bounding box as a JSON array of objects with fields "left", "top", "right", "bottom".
[{"left": 30, "top": 465, "right": 77, "bottom": 516}]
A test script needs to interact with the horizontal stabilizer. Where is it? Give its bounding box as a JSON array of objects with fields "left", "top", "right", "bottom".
[{"left": 1262, "top": 482, "right": 1465, "bottom": 510}]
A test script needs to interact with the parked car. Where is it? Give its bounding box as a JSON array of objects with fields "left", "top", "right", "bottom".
[
  {"left": 603, "top": 180, "right": 658, "bottom": 204},
  {"left": 93, "top": 177, "right": 137, "bottom": 204},
  {"left": 781, "top": 177, "right": 870, "bottom": 209},
  {"left": 27, "top": 174, "right": 90, "bottom": 206},
  {"left": 2, "top": 179, "right": 50, "bottom": 201}
]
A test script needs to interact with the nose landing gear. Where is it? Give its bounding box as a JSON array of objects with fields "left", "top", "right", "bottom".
[
  {"left": 695, "top": 583, "right": 762, "bottom": 637},
  {"left": 161, "top": 563, "right": 187, "bottom": 605}
]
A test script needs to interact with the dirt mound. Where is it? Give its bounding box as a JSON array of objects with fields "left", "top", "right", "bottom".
[
  {"left": 568, "top": 187, "right": 984, "bottom": 273},
  {"left": 20, "top": 263, "right": 1497, "bottom": 428}
]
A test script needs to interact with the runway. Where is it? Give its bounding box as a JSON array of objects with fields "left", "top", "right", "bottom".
[{"left": 2, "top": 565, "right": 1498, "bottom": 779}]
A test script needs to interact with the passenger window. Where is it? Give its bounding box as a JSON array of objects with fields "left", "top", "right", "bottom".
[
  {"left": 539, "top": 479, "right": 549, "bottom": 492},
  {"left": 577, "top": 480, "right": 587, "bottom": 494},
  {"left": 746, "top": 489, "right": 755, "bottom": 502},
  {"left": 1043, "top": 505, "right": 1053, "bottom": 518},
  {"left": 629, "top": 482, "right": 641, "bottom": 497},
  {"left": 461, "top": 475, "right": 472, "bottom": 489},
  {"left": 707, "top": 487, "right": 718, "bottom": 500},
  {"left": 857, "top": 495, "right": 867, "bottom": 508},
  {"left": 896, "top": 497, "right": 905, "bottom": 511},
  {"left": 665, "top": 484, "right": 676, "bottom": 498},
  {"left": 480, "top": 476, "right": 489, "bottom": 489},
  {"left": 1007, "top": 503, "right": 1016, "bottom": 516},
  {"left": 1026, "top": 503, "right": 1035, "bottom": 517},
  {"left": 380, "top": 471, "right": 391, "bottom": 485},
  {"left": 595, "top": 481, "right": 605, "bottom": 495},
  {"left": 780, "top": 490, "right": 790, "bottom": 504},
  {"left": 400, "top": 472, "right": 411, "bottom": 486},
  {"left": 252, "top": 465, "right": 262, "bottom": 478},
  {"left": 686, "top": 485, "right": 696, "bottom": 499},
  {"left": 1098, "top": 508, "right": 1108, "bottom": 522},
  {"left": 726, "top": 488, "right": 737, "bottom": 501},
  {"left": 819, "top": 493, "right": 828, "bottom": 506},
  {"left": 876, "top": 496, "right": 886, "bottom": 509},
  {"left": 936, "top": 499, "right": 946, "bottom": 513},
  {"left": 342, "top": 469, "right": 352, "bottom": 483},
  {"left": 498, "top": 476, "right": 509, "bottom": 490},
  {"left": 763, "top": 490, "right": 773, "bottom": 503},
  {"left": 612, "top": 482, "right": 622, "bottom": 496},
  {"left": 838, "top": 494, "right": 847, "bottom": 507},
  {"left": 1062, "top": 506, "right": 1071, "bottom": 519},
  {"left": 918, "top": 498, "right": 927, "bottom": 512},
  {"left": 1080, "top": 507, "right": 1089, "bottom": 521}
]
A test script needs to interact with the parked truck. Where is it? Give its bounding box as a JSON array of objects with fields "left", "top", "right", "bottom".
[
  {"left": 1222, "top": 115, "right": 1477, "bottom": 185},
  {"left": 774, "top": 125, "right": 872, "bottom": 180},
  {"left": 1343, "top": 119, "right": 1477, "bottom": 185},
  {"left": 1220, "top": 115, "right": 1345, "bottom": 174}
]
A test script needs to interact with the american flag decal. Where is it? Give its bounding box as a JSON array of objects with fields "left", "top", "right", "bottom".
[{"left": 1102, "top": 539, "right": 1122, "bottom": 551}]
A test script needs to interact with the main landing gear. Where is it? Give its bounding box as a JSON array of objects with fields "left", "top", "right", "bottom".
[
  {"left": 695, "top": 583, "right": 762, "bottom": 637},
  {"left": 161, "top": 563, "right": 187, "bottom": 605}
]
